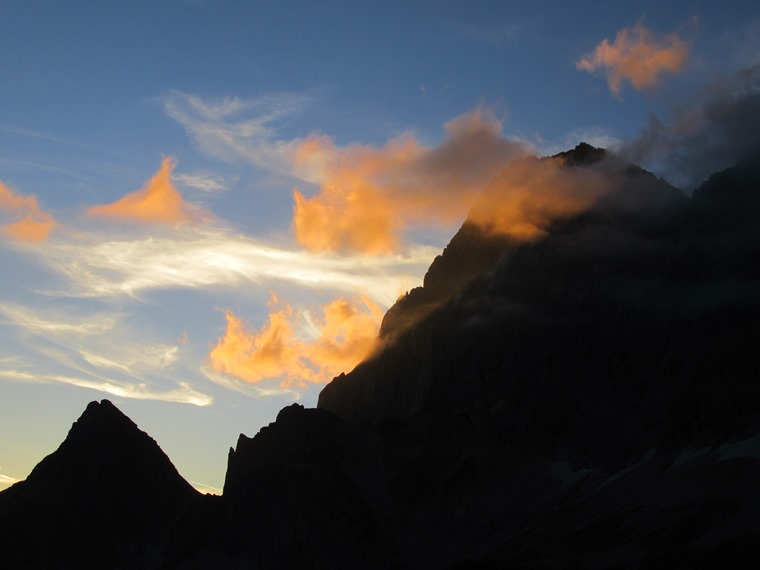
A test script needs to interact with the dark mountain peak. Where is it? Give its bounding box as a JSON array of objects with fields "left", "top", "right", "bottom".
[
  {"left": 320, "top": 147, "right": 760, "bottom": 452},
  {"left": 552, "top": 141, "right": 607, "bottom": 166},
  {"left": 25, "top": 399, "right": 189, "bottom": 492},
  {"left": 693, "top": 152, "right": 760, "bottom": 202},
  {"left": 84, "top": 397, "right": 119, "bottom": 415},
  {"left": 377, "top": 143, "right": 679, "bottom": 344},
  {"left": 0, "top": 399, "right": 201, "bottom": 568},
  {"left": 216, "top": 403, "right": 398, "bottom": 568},
  {"left": 68, "top": 398, "right": 136, "bottom": 436}
]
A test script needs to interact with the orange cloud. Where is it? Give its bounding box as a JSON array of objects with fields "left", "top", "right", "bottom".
[
  {"left": 292, "top": 108, "right": 529, "bottom": 253},
  {"left": 0, "top": 181, "right": 56, "bottom": 243},
  {"left": 87, "top": 157, "right": 207, "bottom": 225},
  {"left": 303, "top": 296, "right": 383, "bottom": 377},
  {"left": 576, "top": 21, "right": 689, "bottom": 95},
  {"left": 208, "top": 293, "right": 383, "bottom": 387},
  {"left": 209, "top": 296, "right": 309, "bottom": 384},
  {"left": 468, "top": 154, "right": 611, "bottom": 239}
]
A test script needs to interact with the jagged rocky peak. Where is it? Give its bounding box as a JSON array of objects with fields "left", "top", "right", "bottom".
[
  {"left": 24, "top": 399, "right": 195, "bottom": 498},
  {"left": 377, "top": 142, "right": 675, "bottom": 343},
  {"left": 216, "top": 403, "right": 400, "bottom": 568},
  {"left": 0, "top": 399, "right": 201, "bottom": 569},
  {"left": 319, "top": 145, "right": 760, "bottom": 464},
  {"left": 553, "top": 141, "right": 607, "bottom": 166},
  {"left": 62, "top": 398, "right": 139, "bottom": 441}
]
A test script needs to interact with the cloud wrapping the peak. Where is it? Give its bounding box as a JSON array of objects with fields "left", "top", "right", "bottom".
[
  {"left": 468, "top": 154, "right": 612, "bottom": 240},
  {"left": 293, "top": 107, "right": 530, "bottom": 253},
  {"left": 87, "top": 157, "right": 209, "bottom": 225},
  {"left": 577, "top": 21, "right": 689, "bottom": 95},
  {"left": 163, "top": 95, "right": 530, "bottom": 254}
]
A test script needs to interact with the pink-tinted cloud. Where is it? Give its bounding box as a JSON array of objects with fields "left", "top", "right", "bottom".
[
  {"left": 87, "top": 157, "right": 208, "bottom": 225},
  {"left": 577, "top": 21, "right": 690, "bottom": 95},
  {"left": 0, "top": 181, "right": 56, "bottom": 243}
]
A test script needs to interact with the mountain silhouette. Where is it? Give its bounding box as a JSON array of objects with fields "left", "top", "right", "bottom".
[
  {"left": 2, "top": 144, "right": 760, "bottom": 568},
  {"left": 0, "top": 399, "right": 202, "bottom": 568}
]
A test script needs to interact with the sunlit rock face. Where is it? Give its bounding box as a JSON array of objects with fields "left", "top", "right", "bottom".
[{"left": 0, "top": 400, "right": 202, "bottom": 569}]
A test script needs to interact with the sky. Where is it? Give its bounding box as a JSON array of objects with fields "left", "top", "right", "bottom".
[{"left": 1, "top": 0, "right": 758, "bottom": 494}]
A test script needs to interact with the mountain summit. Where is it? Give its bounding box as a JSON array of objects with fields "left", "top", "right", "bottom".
[{"left": 0, "top": 399, "right": 200, "bottom": 568}]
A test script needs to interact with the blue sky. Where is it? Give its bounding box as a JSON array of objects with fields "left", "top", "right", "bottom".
[{"left": 1, "top": 0, "right": 758, "bottom": 494}]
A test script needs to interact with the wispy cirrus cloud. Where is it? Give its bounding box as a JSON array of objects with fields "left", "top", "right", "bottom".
[
  {"left": 27, "top": 225, "right": 435, "bottom": 305},
  {"left": 163, "top": 90, "right": 314, "bottom": 174},
  {"left": 200, "top": 366, "right": 302, "bottom": 399},
  {"left": 0, "top": 468, "right": 19, "bottom": 491},
  {"left": 577, "top": 20, "right": 691, "bottom": 96},
  {"left": 0, "top": 303, "right": 119, "bottom": 336},
  {"left": 0, "top": 368, "right": 211, "bottom": 406},
  {"left": 188, "top": 479, "right": 222, "bottom": 496},
  {"left": 0, "top": 303, "right": 213, "bottom": 406},
  {"left": 173, "top": 170, "right": 233, "bottom": 192}
]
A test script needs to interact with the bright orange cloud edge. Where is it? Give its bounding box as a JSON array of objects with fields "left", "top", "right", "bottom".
[
  {"left": 87, "top": 157, "right": 208, "bottom": 225},
  {"left": 576, "top": 21, "right": 690, "bottom": 95},
  {"left": 209, "top": 294, "right": 383, "bottom": 388},
  {"left": 0, "top": 181, "right": 56, "bottom": 243}
]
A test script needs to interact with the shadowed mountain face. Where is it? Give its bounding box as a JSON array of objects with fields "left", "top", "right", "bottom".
[
  {"left": 319, "top": 145, "right": 760, "bottom": 466},
  {"left": 3, "top": 144, "right": 760, "bottom": 568}
]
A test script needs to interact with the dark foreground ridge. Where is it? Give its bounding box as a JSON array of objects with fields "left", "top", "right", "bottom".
[{"left": 2, "top": 144, "right": 760, "bottom": 568}]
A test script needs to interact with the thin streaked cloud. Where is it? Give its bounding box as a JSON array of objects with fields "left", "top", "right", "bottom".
[
  {"left": 163, "top": 90, "right": 315, "bottom": 174},
  {"left": 23, "top": 225, "right": 435, "bottom": 306},
  {"left": 0, "top": 368, "right": 212, "bottom": 407},
  {"left": 200, "top": 366, "right": 301, "bottom": 400},
  {"left": 188, "top": 479, "right": 222, "bottom": 496},
  {"left": 0, "top": 303, "right": 120, "bottom": 336},
  {"left": 0, "top": 468, "right": 19, "bottom": 491},
  {"left": 0, "top": 301, "right": 212, "bottom": 406},
  {"left": 174, "top": 171, "right": 233, "bottom": 192}
]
